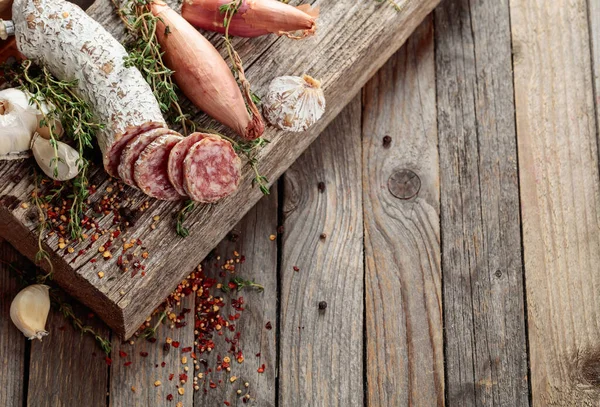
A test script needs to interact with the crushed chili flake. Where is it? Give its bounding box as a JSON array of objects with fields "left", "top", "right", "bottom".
[
  {"left": 166, "top": 394, "right": 173, "bottom": 402},
  {"left": 161, "top": 361, "right": 166, "bottom": 367},
  {"left": 182, "top": 347, "right": 192, "bottom": 353},
  {"left": 119, "top": 350, "right": 127, "bottom": 358},
  {"left": 105, "top": 357, "right": 112, "bottom": 366},
  {"left": 209, "top": 381, "right": 217, "bottom": 389},
  {"left": 265, "top": 321, "right": 272, "bottom": 330},
  {"left": 257, "top": 364, "right": 265, "bottom": 373},
  {"left": 172, "top": 341, "right": 180, "bottom": 348},
  {"left": 124, "top": 361, "right": 132, "bottom": 367},
  {"left": 140, "top": 351, "right": 149, "bottom": 357},
  {"left": 169, "top": 373, "right": 175, "bottom": 381},
  {"left": 293, "top": 266, "right": 300, "bottom": 272}
]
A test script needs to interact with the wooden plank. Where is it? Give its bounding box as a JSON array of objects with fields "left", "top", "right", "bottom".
[
  {"left": 108, "top": 295, "right": 195, "bottom": 407},
  {"left": 435, "top": 0, "right": 530, "bottom": 405},
  {"left": 589, "top": 0, "right": 600, "bottom": 128},
  {"left": 0, "top": 242, "right": 27, "bottom": 407},
  {"left": 0, "top": 0, "right": 440, "bottom": 338},
  {"left": 194, "top": 189, "right": 278, "bottom": 407},
  {"left": 362, "top": 17, "right": 443, "bottom": 406},
  {"left": 27, "top": 295, "right": 110, "bottom": 406},
  {"left": 278, "top": 96, "right": 363, "bottom": 405},
  {"left": 510, "top": 0, "right": 600, "bottom": 405}
]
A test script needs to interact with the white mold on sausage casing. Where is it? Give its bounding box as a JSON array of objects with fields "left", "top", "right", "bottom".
[{"left": 11, "top": 0, "right": 167, "bottom": 173}]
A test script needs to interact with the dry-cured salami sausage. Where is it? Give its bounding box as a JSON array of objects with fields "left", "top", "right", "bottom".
[
  {"left": 12, "top": 0, "right": 167, "bottom": 177},
  {"left": 168, "top": 132, "right": 218, "bottom": 196},
  {"left": 183, "top": 137, "right": 241, "bottom": 203},
  {"left": 134, "top": 134, "right": 184, "bottom": 201},
  {"left": 119, "top": 128, "right": 177, "bottom": 187}
]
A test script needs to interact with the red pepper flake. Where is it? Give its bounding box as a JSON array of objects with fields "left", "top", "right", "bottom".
[
  {"left": 228, "top": 282, "right": 236, "bottom": 290},
  {"left": 140, "top": 351, "right": 149, "bottom": 357},
  {"left": 136, "top": 238, "right": 142, "bottom": 246},
  {"left": 209, "top": 381, "right": 217, "bottom": 389},
  {"left": 257, "top": 364, "right": 265, "bottom": 373},
  {"left": 256, "top": 352, "right": 261, "bottom": 357},
  {"left": 119, "top": 350, "right": 128, "bottom": 358},
  {"left": 172, "top": 341, "right": 180, "bottom": 348},
  {"left": 169, "top": 373, "right": 174, "bottom": 381},
  {"left": 182, "top": 346, "right": 192, "bottom": 353},
  {"left": 117, "top": 255, "right": 123, "bottom": 266},
  {"left": 265, "top": 321, "right": 272, "bottom": 330},
  {"left": 179, "top": 373, "right": 188, "bottom": 382},
  {"left": 105, "top": 357, "right": 112, "bottom": 366},
  {"left": 166, "top": 394, "right": 173, "bottom": 402},
  {"left": 112, "top": 230, "right": 121, "bottom": 239},
  {"left": 161, "top": 361, "right": 166, "bottom": 367},
  {"left": 90, "top": 258, "right": 97, "bottom": 264},
  {"left": 224, "top": 402, "right": 230, "bottom": 406},
  {"left": 124, "top": 361, "right": 132, "bottom": 367},
  {"left": 293, "top": 266, "right": 300, "bottom": 272}
]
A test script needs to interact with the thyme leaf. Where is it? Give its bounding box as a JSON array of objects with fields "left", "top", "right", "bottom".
[{"left": 176, "top": 200, "right": 196, "bottom": 238}]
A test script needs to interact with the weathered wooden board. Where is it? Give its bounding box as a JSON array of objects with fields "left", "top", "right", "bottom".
[
  {"left": 362, "top": 17, "right": 444, "bottom": 406},
  {"left": 436, "top": 0, "right": 530, "bottom": 405},
  {"left": 278, "top": 96, "right": 363, "bottom": 406},
  {"left": 0, "top": 0, "right": 440, "bottom": 338},
  {"left": 0, "top": 242, "right": 27, "bottom": 407},
  {"left": 510, "top": 0, "right": 600, "bottom": 405}
]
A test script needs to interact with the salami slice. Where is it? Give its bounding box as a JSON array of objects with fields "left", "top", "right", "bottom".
[
  {"left": 13, "top": 0, "right": 167, "bottom": 177},
  {"left": 119, "top": 128, "right": 177, "bottom": 187},
  {"left": 183, "top": 137, "right": 242, "bottom": 203},
  {"left": 134, "top": 134, "right": 184, "bottom": 201},
  {"left": 168, "top": 133, "right": 219, "bottom": 196}
]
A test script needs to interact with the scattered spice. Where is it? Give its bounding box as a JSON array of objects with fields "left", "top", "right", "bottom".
[
  {"left": 317, "top": 181, "right": 325, "bottom": 192},
  {"left": 269, "top": 234, "right": 276, "bottom": 241},
  {"left": 382, "top": 135, "right": 392, "bottom": 148},
  {"left": 265, "top": 321, "right": 272, "bottom": 330},
  {"left": 293, "top": 266, "right": 300, "bottom": 272},
  {"left": 257, "top": 364, "right": 265, "bottom": 373},
  {"left": 318, "top": 301, "right": 328, "bottom": 311}
]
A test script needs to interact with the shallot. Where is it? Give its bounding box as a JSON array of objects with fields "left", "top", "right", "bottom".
[
  {"left": 182, "top": 0, "right": 318, "bottom": 39},
  {"left": 151, "top": 0, "right": 264, "bottom": 140}
]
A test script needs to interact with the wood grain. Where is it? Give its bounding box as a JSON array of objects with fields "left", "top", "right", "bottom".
[
  {"left": 0, "top": 0, "right": 440, "bottom": 338},
  {"left": 0, "top": 242, "right": 27, "bottom": 407},
  {"left": 194, "top": 190, "right": 278, "bottom": 407},
  {"left": 510, "top": 0, "right": 600, "bottom": 405},
  {"left": 362, "top": 17, "right": 444, "bottom": 406},
  {"left": 589, "top": 0, "right": 600, "bottom": 131},
  {"left": 435, "top": 0, "right": 530, "bottom": 405},
  {"left": 27, "top": 298, "right": 110, "bottom": 406},
  {"left": 278, "top": 96, "right": 363, "bottom": 406},
  {"left": 109, "top": 295, "right": 195, "bottom": 407}
]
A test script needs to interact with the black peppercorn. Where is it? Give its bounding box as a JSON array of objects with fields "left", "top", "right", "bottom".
[{"left": 318, "top": 301, "right": 327, "bottom": 310}]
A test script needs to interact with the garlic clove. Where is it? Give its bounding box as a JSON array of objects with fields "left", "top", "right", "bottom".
[
  {"left": 10, "top": 284, "right": 51, "bottom": 341},
  {"left": 262, "top": 74, "right": 326, "bottom": 132},
  {"left": 31, "top": 133, "right": 81, "bottom": 181},
  {"left": 0, "top": 101, "right": 37, "bottom": 159}
]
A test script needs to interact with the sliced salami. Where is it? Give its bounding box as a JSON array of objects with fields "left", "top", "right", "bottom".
[
  {"left": 134, "top": 134, "right": 184, "bottom": 201},
  {"left": 168, "top": 132, "right": 219, "bottom": 196},
  {"left": 119, "top": 128, "right": 178, "bottom": 187},
  {"left": 183, "top": 137, "right": 242, "bottom": 203},
  {"left": 13, "top": 0, "right": 167, "bottom": 178}
]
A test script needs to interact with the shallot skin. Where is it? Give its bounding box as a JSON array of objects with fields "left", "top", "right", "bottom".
[
  {"left": 182, "top": 0, "right": 318, "bottom": 39},
  {"left": 151, "top": 0, "right": 263, "bottom": 140}
]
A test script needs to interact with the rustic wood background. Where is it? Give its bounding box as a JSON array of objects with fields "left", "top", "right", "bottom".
[{"left": 2, "top": 0, "right": 600, "bottom": 405}]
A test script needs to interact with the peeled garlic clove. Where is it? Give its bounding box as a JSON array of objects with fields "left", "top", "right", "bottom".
[
  {"left": 31, "top": 133, "right": 81, "bottom": 181},
  {"left": 262, "top": 74, "right": 326, "bottom": 132},
  {"left": 10, "top": 284, "right": 51, "bottom": 341}
]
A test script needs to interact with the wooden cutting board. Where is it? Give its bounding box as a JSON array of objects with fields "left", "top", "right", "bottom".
[{"left": 0, "top": 0, "right": 439, "bottom": 338}]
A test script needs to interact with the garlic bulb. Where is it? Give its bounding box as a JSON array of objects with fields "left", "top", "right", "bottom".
[
  {"left": 262, "top": 74, "right": 326, "bottom": 132},
  {"left": 0, "top": 88, "right": 63, "bottom": 160},
  {"left": 10, "top": 284, "right": 51, "bottom": 341},
  {"left": 31, "top": 133, "right": 80, "bottom": 181},
  {"left": 0, "top": 88, "right": 38, "bottom": 159}
]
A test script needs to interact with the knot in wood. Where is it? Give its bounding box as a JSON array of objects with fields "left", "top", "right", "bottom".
[{"left": 388, "top": 169, "right": 421, "bottom": 200}]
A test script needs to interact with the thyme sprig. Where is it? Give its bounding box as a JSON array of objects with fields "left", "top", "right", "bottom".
[
  {"left": 5, "top": 60, "right": 102, "bottom": 240},
  {"left": 114, "top": 0, "right": 191, "bottom": 135},
  {"left": 176, "top": 200, "right": 196, "bottom": 238},
  {"left": 221, "top": 276, "right": 264, "bottom": 293},
  {"left": 141, "top": 309, "right": 168, "bottom": 339},
  {"left": 31, "top": 172, "right": 54, "bottom": 279}
]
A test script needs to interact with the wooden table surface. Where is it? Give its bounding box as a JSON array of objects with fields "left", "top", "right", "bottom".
[{"left": 2, "top": 0, "right": 599, "bottom": 405}]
